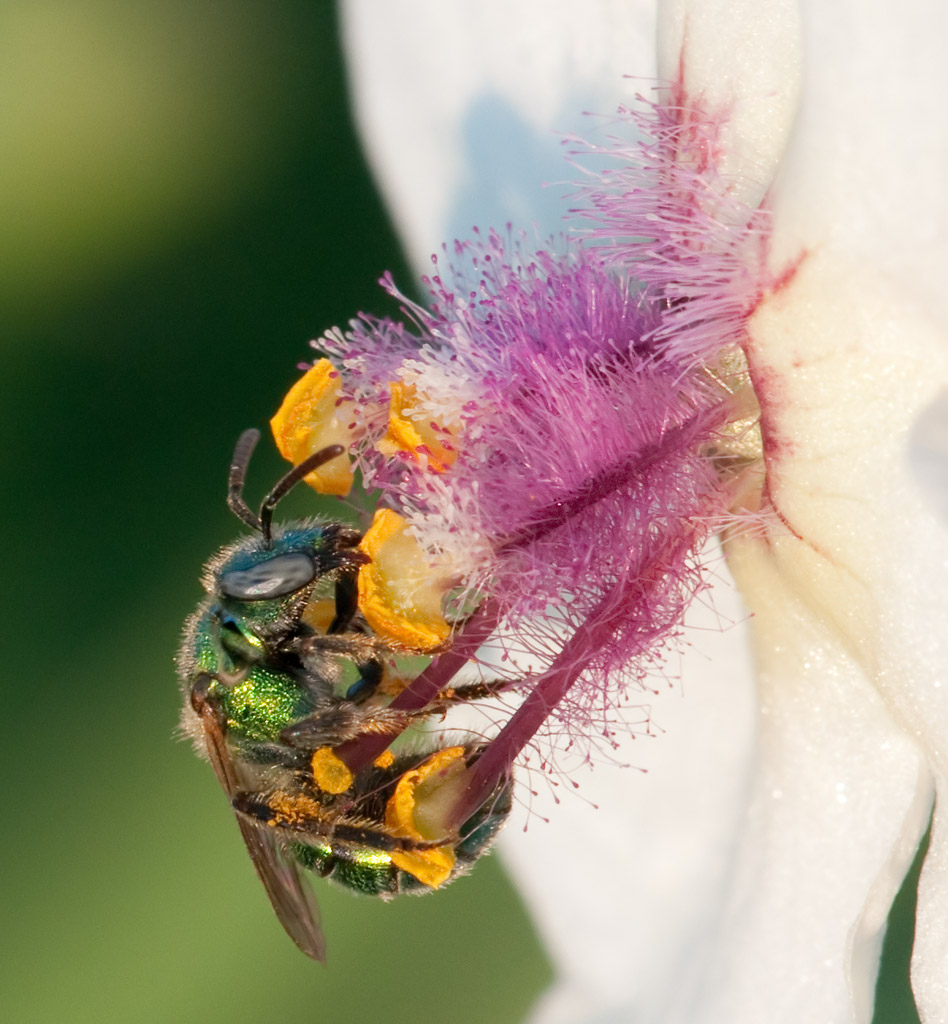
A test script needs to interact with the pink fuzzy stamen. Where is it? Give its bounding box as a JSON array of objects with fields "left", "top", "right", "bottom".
[{"left": 322, "top": 93, "right": 769, "bottom": 823}]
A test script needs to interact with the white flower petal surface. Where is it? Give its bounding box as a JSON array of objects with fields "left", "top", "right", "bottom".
[
  {"left": 708, "top": 0, "right": 948, "bottom": 1018},
  {"left": 657, "top": 0, "right": 801, "bottom": 210},
  {"left": 343, "top": 0, "right": 948, "bottom": 1021},
  {"left": 341, "top": 0, "right": 655, "bottom": 257}
]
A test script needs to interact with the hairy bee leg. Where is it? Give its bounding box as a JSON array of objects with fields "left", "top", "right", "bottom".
[
  {"left": 344, "top": 657, "right": 384, "bottom": 703},
  {"left": 294, "top": 631, "right": 390, "bottom": 663},
  {"left": 316, "top": 823, "right": 448, "bottom": 852},
  {"left": 432, "top": 679, "right": 513, "bottom": 705},
  {"left": 327, "top": 524, "right": 363, "bottom": 551},
  {"left": 328, "top": 571, "right": 359, "bottom": 634},
  {"left": 279, "top": 700, "right": 414, "bottom": 749},
  {"left": 190, "top": 671, "right": 227, "bottom": 730},
  {"left": 404, "top": 679, "right": 517, "bottom": 720},
  {"left": 281, "top": 678, "right": 515, "bottom": 751},
  {"left": 232, "top": 792, "right": 449, "bottom": 851}
]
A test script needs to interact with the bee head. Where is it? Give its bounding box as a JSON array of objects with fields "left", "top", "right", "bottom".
[{"left": 204, "top": 429, "right": 362, "bottom": 618}]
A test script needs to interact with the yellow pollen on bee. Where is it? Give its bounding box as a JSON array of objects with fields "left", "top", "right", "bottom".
[
  {"left": 384, "top": 747, "right": 466, "bottom": 887},
  {"left": 373, "top": 750, "right": 395, "bottom": 769},
  {"left": 311, "top": 747, "right": 354, "bottom": 794},
  {"left": 266, "top": 791, "right": 323, "bottom": 827},
  {"left": 270, "top": 358, "right": 356, "bottom": 496},
  {"left": 357, "top": 508, "right": 452, "bottom": 652},
  {"left": 377, "top": 381, "right": 458, "bottom": 473}
]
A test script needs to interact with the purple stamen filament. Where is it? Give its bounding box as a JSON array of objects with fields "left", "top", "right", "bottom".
[
  {"left": 336, "top": 397, "right": 732, "bottom": 821},
  {"left": 334, "top": 599, "right": 500, "bottom": 773},
  {"left": 495, "top": 408, "right": 722, "bottom": 552},
  {"left": 446, "top": 529, "right": 695, "bottom": 830}
]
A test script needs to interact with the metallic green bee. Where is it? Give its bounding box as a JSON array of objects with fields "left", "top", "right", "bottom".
[{"left": 178, "top": 429, "right": 511, "bottom": 962}]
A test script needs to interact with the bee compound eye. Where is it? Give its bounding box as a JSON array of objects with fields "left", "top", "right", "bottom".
[{"left": 220, "top": 552, "right": 317, "bottom": 600}]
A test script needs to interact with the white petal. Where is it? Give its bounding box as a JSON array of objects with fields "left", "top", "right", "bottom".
[
  {"left": 509, "top": 566, "right": 757, "bottom": 1022},
  {"left": 908, "top": 390, "right": 948, "bottom": 524},
  {"left": 341, "top": 0, "right": 655, "bottom": 251},
  {"left": 681, "top": 0, "right": 948, "bottom": 1020},
  {"left": 657, "top": 0, "right": 802, "bottom": 210}
]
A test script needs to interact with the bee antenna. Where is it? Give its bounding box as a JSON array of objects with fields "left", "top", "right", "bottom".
[
  {"left": 259, "top": 445, "right": 346, "bottom": 545},
  {"left": 227, "top": 429, "right": 264, "bottom": 533}
]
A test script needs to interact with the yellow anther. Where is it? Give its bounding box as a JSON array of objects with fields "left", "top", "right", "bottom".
[
  {"left": 385, "top": 747, "right": 467, "bottom": 887},
  {"left": 377, "top": 381, "right": 458, "bottom": 473},
  {"left": 270, "top": 359, "right": 356, "bottom": 496},
  {"left": 373, "top": 749, "right": 395, "bottom": 769},
  {"left": 357, "top": 509, "right": 452, "bottom": 652},
  {"left": 311, "top": 747, "right": 354, "bottom": 794},
  {"left": 389, "top": 843, "right": 455, "bottom": 889}
]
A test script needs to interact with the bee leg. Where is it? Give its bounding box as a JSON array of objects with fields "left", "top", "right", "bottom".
[
  {"left": 433, "top": 679, "right": 512, "bottom": 703},
  {"left": 294, "top": 631, "right": 389, "bottom": 664},
  {"left": 278, "top": 704, "right": 364, "bottom": 748},
  {"left": 423, "top": 678, "right": 515, "bottom": 714},
  {"left": 328, "top": 571, "right": 359, "bottom": 634},
  {"left": 281, "top": 677, "right": 515, "bottom": 751},
  {"left": 233, "top": 792, "right": 445, "bottom": 852},
  {"left": 234, "top": 739, "right": 311, "bottom": 769},
  {"left": 323, "top": 820, "right": 447, "bottom": 852},
  {"left": 344, "top": 657, "right": 384, "bottom": 703},
  {"left": 189, "top": 671, "right": 226, "bottom": 724},
  {"left": 279, "top": 699, "right": 410, "bottom": 749}
]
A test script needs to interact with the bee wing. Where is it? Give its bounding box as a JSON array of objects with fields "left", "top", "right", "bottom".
[
  {"left": 192, "top": 678, "right": 327, "bottom": 963},
  {"left": 234, "top": 815, "right": 327, "bottom": 964}
]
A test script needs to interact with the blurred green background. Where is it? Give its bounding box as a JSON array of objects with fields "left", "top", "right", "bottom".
[
  {"left": 0, "top": 1, "right": 924, "bottom": 1021},
  {"left": 1, "top": 3, "right": 549, "bottom": 1022}
]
